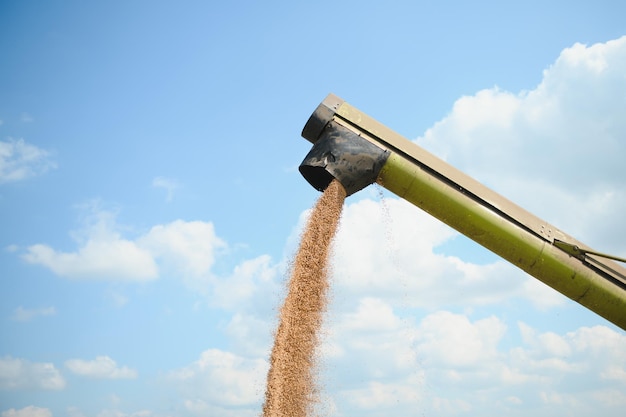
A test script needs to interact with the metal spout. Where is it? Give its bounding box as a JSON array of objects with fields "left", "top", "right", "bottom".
[{"left": 298, "top": 121, "right": 390, "bottom": 196}]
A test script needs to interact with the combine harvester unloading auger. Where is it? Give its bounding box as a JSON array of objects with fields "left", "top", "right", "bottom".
[{"left": 298, "top": 93, "right": 626, "bottom": 330}]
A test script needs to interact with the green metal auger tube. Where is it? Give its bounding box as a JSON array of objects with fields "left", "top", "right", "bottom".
[{"left": 299, "top": 93, "right": 626, "bottom": 330}]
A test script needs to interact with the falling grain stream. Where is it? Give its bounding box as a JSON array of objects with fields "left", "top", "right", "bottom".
[{"left": 262, "top": 179, "right": 346, "bottom": 417}]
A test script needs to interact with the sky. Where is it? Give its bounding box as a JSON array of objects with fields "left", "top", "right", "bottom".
[{"left": 1, "top": 1, "right": 626, "bottom": 416}]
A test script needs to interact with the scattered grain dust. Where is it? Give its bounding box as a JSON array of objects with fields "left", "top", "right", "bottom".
[{"left": 262, "top": 179, "right": 346, "bottom": 417}]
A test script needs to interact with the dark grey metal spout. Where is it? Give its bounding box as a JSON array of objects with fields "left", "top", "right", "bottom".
[{"left": 298, "top": 121, "right": 390, "bottom": 196}]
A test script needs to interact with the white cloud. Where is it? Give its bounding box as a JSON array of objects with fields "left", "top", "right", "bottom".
[
  {"left": 20, "top": 204, "right": 226, "bottom": 283},
  {"left": 0, "top": 356, "right": 65, "bottom": 390},
  {"left": 210, "top": 255, "right": 278, "bottom": 310},
  {"left": 21, "top": 202, "right": 158, "bottom": 281},
  {"left": 318, "top": 299, "right": 424, "bottom": 414},
  {"left": 341, "top": 377, "right": 425, "bottom": 410},
  {"left": 1, "top": 406, "right": 52, "bottom": 417},
  {"left": 415, "top": 311, "right": 506, "bottom": 369},
  {"left": 339, "top": 297, "right": 400, "bottom": 333},
  {"left": 23, "top": 240, "right": 158, "bottom": 282},
  {"left": 152, "top": 176, "right": 179, "bottom": 202},
  {"left": 65, "top": 356, "right": 137, "bottom": 379},
  {"left": 416, "top": 36, "right": 626, "bottom": 254},
  {"left": 10, "top": 306, "right": 57, "bottom": 322},
  {"left": 502, "top": 323, "right": 626, "bottom": 412},
  {"left": 139, "top": 220, "right": 226, "bottom": 280},
  {"left": 167, "top": 348, "right": 267, "bottom": 412},
  {"left": 330, "top": 197, "right": 562, "bottom": 310},
  {"left": 317, "top": 300, "right": 626, "bottom": 416},
  {"left": 223, "top": 312, "right": 275, "bottom": 357},
  {"left": 0, "top": 138, "right": 56, "bottom": 184}
]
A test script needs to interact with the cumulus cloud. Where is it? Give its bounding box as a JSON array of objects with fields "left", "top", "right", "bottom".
[
  {"left": 318, "top": 299, "right": 626, "bottom": 416},
  {"left": 330, "top": 197, "right": 563, "bottom": 310},
  {"left": 64, "top": 356, "right": 137, "bottom": 379},
  {"left": 10, "top": 306, "right": 57, "bottom": 322},
  {"left": 23, "top": 240, "right": 158, "bottom": 282},
  {"left": 0, "top": 138, "right": 56, "bottom": 184},
  {"left": 210, "top": 255, "right": 278, "bottom": 310},
  {"left": 167, "top": 348, "right": 267, "bottom": 413},
  {"left": 223, "top": 312, "right": 275, "bottom": 357},
  {"left": 1, "top": 406, "right": 52, "bottom": 417},
  {"left": 313, "top": 298, "right": 421, "bottom": 415},
  {"left": 17, "top": 203, "right": 282, "bottom": 362},
  {"left": 416, "top": 36, "right": 626, "bottom": 254},
  {"left": 340, "top": 377, "right": 425, "bottom": 411},
  {"left": 21, "top": 204, "right": 225, "bottom": 283},
  {"left": 415, "top": 311, "right": 506, "bottom": 369},
  {"left": 139, "top": 220, "right": 226, "bottom": 281},
  {"left": 515, "top": 322, "right": 626, "bottom": 379},
  {"left": 0, "top": 356, "right": 65, "bottom": 390}
]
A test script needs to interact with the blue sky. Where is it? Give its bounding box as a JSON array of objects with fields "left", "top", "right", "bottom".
[{"left": 1, "top": 1, "right": 626, "bottom": 416}]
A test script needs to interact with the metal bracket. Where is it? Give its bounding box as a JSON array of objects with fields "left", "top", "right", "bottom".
[{"left": 553, "top": 239, "right": 626, "bottom": 263}]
